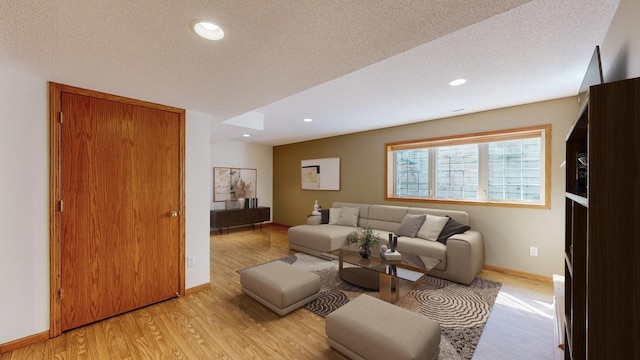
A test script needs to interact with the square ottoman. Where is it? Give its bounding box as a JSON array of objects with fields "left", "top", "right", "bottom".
[
  {"left": 326, "top": 295, "right": 440, "bottom": 360},
  {"left": 240, "top": 260, "right": 321, "bottom": 316}
]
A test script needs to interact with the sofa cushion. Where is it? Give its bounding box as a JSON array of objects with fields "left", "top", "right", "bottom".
[
  {"left": 338, "top": 207, "right": 360, "bottom": 227},
  {"left": 417, "top": 214, "right": 449, "bottom": 241},
  {"left": 396, "top": 236, "right": 447, "bottom": 270},
  {"left": 395, "top": 214, "right": 426, "bottom": 238},
  {"left": 329, "top": 208, "right": 342, "bottom": 224},
  {"left": 437, "top": 217, "right": 471, "bottom": 244},
  {"left": 332, "top": 202, "right": 371, "bottom": 227}
]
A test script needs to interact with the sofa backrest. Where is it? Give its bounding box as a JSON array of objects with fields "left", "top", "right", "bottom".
[
  {"left": 332, "top": 202, "right": 370, "bottom": 228},
  {"left": 331, "top": 202, "right": 470, "bottom": 230},
  {"left": 365, "top": 205, "right": 409, "bottom": 232},
  {"left": 407, "top": 207, "right": 469, "bottom": 226}
]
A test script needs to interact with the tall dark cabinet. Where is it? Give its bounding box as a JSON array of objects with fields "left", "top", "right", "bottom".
[{"left": 564, "top": 76, "right": 640, "bottom": 359}]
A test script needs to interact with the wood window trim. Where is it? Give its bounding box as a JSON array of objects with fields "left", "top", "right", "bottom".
[
  {"left": 387, "top": 125, "right": 548, "bottom": 151},
  {"left": 385, "top": 124, "right": 552, "bottom": 209}
]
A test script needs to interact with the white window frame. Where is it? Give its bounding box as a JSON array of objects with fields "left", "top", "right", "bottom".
[{"left": 385, "top": 125, "right": 551, "bottom": 208}]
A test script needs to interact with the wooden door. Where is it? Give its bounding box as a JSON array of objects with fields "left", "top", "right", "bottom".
[{"left": 49, "top": 83, "right": 185, "bottom": 334}]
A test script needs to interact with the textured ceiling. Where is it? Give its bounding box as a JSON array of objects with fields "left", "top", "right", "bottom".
[{"left": 0, "top": 0, "right": 620, "bottom": 145}]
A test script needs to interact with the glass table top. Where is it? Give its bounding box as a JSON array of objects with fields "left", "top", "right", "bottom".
[{"left": 327, "top": 244, "right": 441, "bottom": 282}]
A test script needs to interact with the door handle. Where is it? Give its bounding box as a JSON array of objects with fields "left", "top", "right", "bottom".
[{"left": 169, "top": 211, "right": 178, "bottom": 217}]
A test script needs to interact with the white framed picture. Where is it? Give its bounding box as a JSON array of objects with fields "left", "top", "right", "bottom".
[
  {"left": 213, "top": 167, "right": 257, "bottom": 201},
  {"left": 301, "top": 157, "right": 340, "bottom": 190}
]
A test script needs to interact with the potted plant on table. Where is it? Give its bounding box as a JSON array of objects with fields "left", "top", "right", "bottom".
[
  {"left": 233, "top": 178, "right": 251, "bottom": 207},
  {"left": 346, "top": 227, "right": 383, "bottom": 259}
]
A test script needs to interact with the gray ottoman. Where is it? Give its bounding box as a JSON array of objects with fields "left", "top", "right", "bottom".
[
  {"left": 240, "top": 260, "right": 321, "bottom": 316},
  {"left": 326, "top": 295, "right": 440, "bottom": 360}
]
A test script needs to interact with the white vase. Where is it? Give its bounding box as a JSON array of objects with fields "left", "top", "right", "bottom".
[{"left": 238, "top": 197, "right": 245, "bottom": 208}]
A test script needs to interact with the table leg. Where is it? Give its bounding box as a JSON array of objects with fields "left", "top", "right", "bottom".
[{"left": 379, "top": 273, "right": 399, "bottom": 303}]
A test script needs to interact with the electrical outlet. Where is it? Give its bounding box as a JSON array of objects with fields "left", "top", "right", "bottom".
[
  {"left": 187, "top": 256, "right": 196, "bottom": 267},
  {"left": 529, "top": 246, "right": 538, "bottom": 257}
]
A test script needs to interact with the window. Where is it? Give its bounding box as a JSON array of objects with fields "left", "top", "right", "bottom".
[
  {"left": 386, "top": 125, "right": 550, "bottom": 208},
  {"left": 436, "top": 144, "right": 478, "bottom": 200}
]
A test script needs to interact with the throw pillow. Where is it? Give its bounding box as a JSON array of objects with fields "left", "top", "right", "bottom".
[
  {"left": 328, "top": 208, "right": 342, "bottom": 225},
  {"left": 395, "top": 214, "right": 426, "bottom": 238},
  {"left": 338, "top": 207, "right": 360, "bottom": 227},
  {"left": 417, "top": 214, "right": 449, "bottom": 241},
  {"left": 437, "top": 217, "right": 471, "bottom": 244},
  {"left": 320, "top": 209, "right": 330, "bottom": 224}
]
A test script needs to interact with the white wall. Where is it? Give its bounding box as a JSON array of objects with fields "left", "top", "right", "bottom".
[
  {"left": 210, "top": 140, "right": 273, "bottom": 217},
  {"left": 600, "top": 0, "right": 640, "bottom": 81},
  {"left": 0, "top": 66, "right": 50, "bottom": 344},
  {"left": 185, "top": 111, "right": 211, "bottom": 289},
  {"left": 0, "top": 66, "right": 211, "bottom": 344}
]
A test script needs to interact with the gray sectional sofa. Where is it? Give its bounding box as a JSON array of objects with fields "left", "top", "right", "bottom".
[{"left": 288, "top": 202, "right": 484, "bottom": 285}]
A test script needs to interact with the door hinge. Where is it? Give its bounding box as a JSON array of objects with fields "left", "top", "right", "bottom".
[
  {"left": 59, "top": 200, "right": 64, "bottom": 212},
  {"left": 59, "top": 111, "right": 64, "bottom": 124},
  {"left": 59, "top": 288, "right": 63, "bottom": 301}
]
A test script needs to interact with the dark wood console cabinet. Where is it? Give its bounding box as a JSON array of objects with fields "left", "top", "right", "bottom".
[{"left": 210, "top": 207, "right": 270, "bottom": 233}]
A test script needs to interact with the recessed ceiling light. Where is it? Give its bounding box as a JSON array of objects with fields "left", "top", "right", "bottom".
[
  {"left": 449, "top": 78, "right": 467, "bottom": 86},
  {"left": 303, "top": 118, "right": 313, "bottom": 122},
  {"left": 191, "top": 20, "right": 225, "bottom": 41},
  {"left": 242, "top": 134, "right": 250, "bottom": 137}
]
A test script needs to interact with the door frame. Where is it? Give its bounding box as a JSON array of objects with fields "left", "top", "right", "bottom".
[{"left": 49, "top": 82, "right": 186, "bottom": 337}]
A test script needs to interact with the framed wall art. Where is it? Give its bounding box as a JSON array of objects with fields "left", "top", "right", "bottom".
[
  {"left": 301, "top": 157, "right": 340, "bottom": 190},
  {"left": 213, "top": 167, "right": 257, "bottom": 201}
]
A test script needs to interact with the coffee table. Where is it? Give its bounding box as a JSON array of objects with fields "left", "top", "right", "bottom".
[{"left": 327, "top": 244, "right": 441, "bottom": 303}]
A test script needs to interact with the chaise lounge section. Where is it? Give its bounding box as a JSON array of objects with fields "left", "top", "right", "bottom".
[{"left": 288, "top": 202, "right": 484, "bottom": 285}]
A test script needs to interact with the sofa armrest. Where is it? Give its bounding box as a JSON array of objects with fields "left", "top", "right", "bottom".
[
  {"left": 442, "top": 230, "right": 485, "bottom": 284},
  {"left": 448, "top": 230, "right": 483, "bottom": 247}
]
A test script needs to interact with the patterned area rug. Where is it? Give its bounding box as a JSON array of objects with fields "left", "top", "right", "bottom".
[{"left": 240, "top": 253, "right": 501, "bottom": 360}]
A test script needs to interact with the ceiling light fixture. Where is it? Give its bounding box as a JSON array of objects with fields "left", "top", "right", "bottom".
[
  {"left": 449, "top": 78, "right": 467, "bottom": 86},
  {"left": 303, "top": 118, "right": 313, "bottom": 122},
  {"left": 191, "top": 20, "right": 225, "bottom": 41},
  {"left": 242, "top": 134, "right": 250, "bottom": 137}
]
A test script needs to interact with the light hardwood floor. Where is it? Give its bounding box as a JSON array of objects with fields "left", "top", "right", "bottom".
[{"left": 1, "top": 225, "right": 559, "bottom": 359}]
